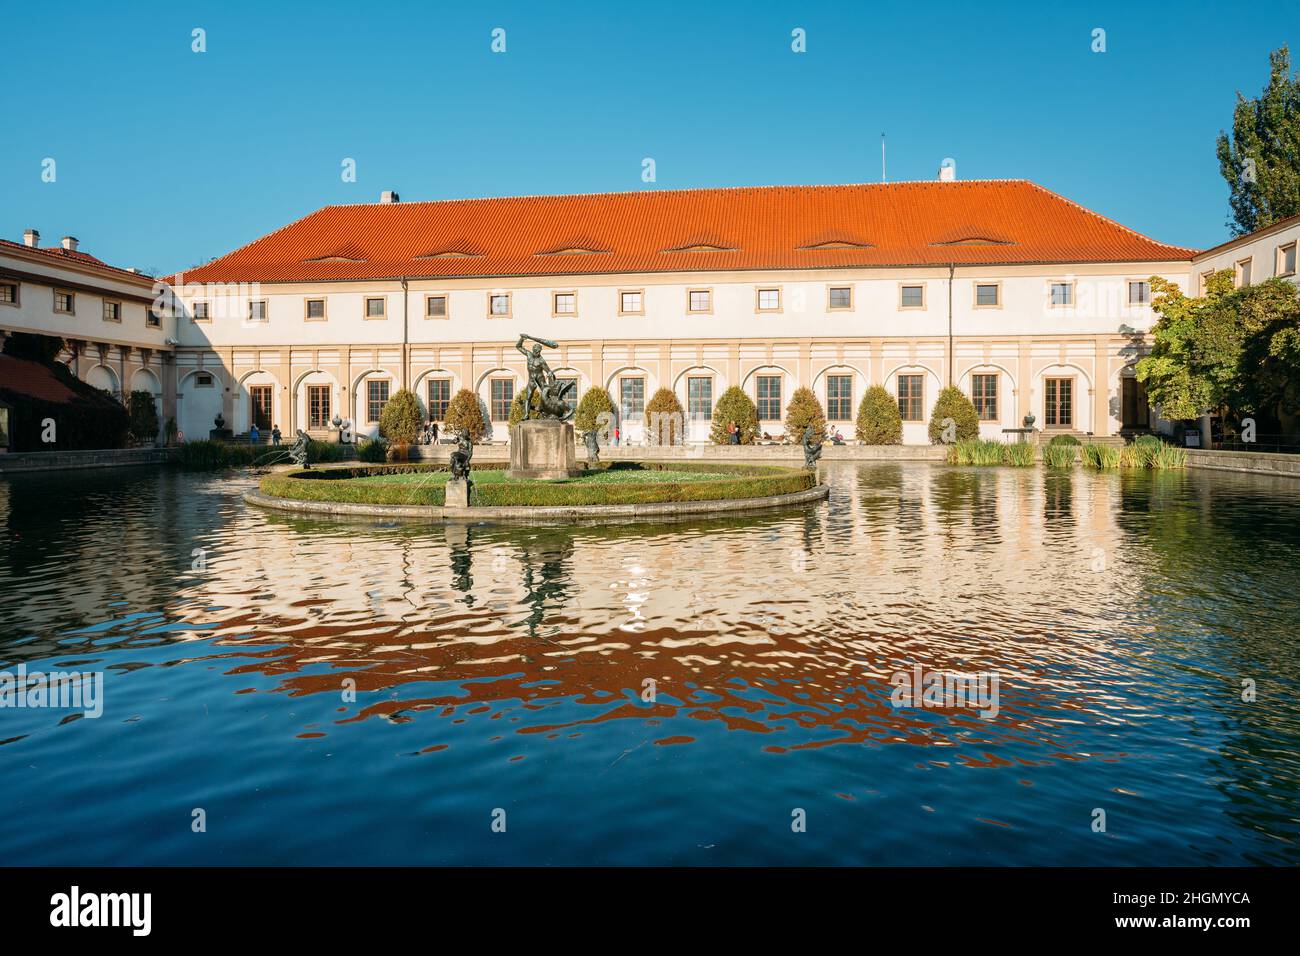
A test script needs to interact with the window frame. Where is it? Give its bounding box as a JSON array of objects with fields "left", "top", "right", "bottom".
[
  {"left": 1127, "top": 280, "right": 1150, "bottom": 306},
  {"left": 973, "top": 282, "right": 1002, "bottom": 309},
  {"left": 102, "top": 299, "right": 122, "bottom": 323},
  {"left": 1235, "top": 258, "right": 1253, "bottom": 288},
  {"left": 898, "top": 283, "right": 926, "bottom": 310},
  {"left": 304, "top": 297, "right": 327, "bottom": 322},
  {"left": 0, "top": 280, "right": 20, "bottom": 307},
  {"left": 191, "top": 300, "right": 210, "bottom": 323},
  {"left": 248, "top": 299, "right": 268, "bottom": 323},
  {"left": 618, "top": 376, "right": 645, "bottom": 421},
  {"left": 971, "top": 372, "right": 999, "bottom": 422},
  {"left": 1277, "top": 242, "right": 1297, "bottom": 278},
  {"left": 1044, "top": 376, "right": 1074, "bottom": 428},
  {"left": 424, "top": 293, "right": 449, "bottom": 320},
  {"left": 825, "top": 373, "right": 853, "bottom": 421},
  {"left": 827, "top": 286, "right": 853, "bottom": 311},
  {"left": 366, "top": 379, "right": 391, "bottom": 424},
  {"left": 755, "top": 287, "right": 782, "bottom": 313},
  {"left": 551, "top": 290, "right": 578, "bottom": 317},
  {"left": 618, "top": 289, "right": 645, "bottom": 316},
  {"left": 53, "top": 288, "right": 75, "bottom": 315},
  {"left": 488, "top": 292, "right": 512, "bottom": 318},
  {"left": 426, "top": 377, "right": 452, "bottom": 421},
  {"left": 897, "top": 373, "right": 925, "bottom": 422},
  {"left": 489, "top": 377, "right": 514, "bottom": 422},
  {"left": 686, "top": 375, "right": 714, "bottom": 421},
  {"left": 363, "top": 296, "right": 387, "bottom": 320},
  {"left": 1048, "top": 281, "right": 1074, "bottom": 308},
  {"left": 755, "top": 374, "right": 783, "bottom": 421},
  {"left": 307, "top": 384, "right": 332, "bottom": 429},
  {"left": 686, "top": 288, "right": 713, "bottom": 315}
]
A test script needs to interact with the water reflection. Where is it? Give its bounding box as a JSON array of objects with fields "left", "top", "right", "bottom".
[{"left": 2, "top": 462, "right": 1299, "bottom": 864}]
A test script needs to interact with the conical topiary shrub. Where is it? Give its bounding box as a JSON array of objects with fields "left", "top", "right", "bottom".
[
  {"left": 709, "top": 386, "right": 759, "bottom": 444},
  {"left": 928, "top": 386, "right": 980, "bottom": 444},
  {"left": 378, "top": 388, "right": 424, "bottom": 444},
  {"left": 574, "top": 386, "right": 615, "bottom": 440},
  {"left": 855, "top": 385, "right": 902, "bottom": 445},
  {"left": 644, "top": 387, "right": 685, "bottom": 445},
  {"left": 443, "top": 388, "right": 488, "bottom": 442},
  {"left": 784, "top": 386, "right": 827, "bottom": 442}
]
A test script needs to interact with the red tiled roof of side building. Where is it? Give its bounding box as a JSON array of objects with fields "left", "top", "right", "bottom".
[
  {"left": 0, "top": 239, "right": 155, "bottom": 283},
  {"left": 168, "top": 180, "right": 1198, "bottom": 285},
  {"left": 0, "top": 355, "right": 79, "bottom": 404}
]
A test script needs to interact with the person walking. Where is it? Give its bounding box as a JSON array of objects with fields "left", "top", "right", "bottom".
[
  {"left": 249, "top": 423, "right": 260, "bottom": 445},
  {"left": 272, "top": 424, "right": 282, "bottom": 446}
]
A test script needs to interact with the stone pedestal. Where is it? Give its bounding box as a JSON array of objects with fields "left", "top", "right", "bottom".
[
  {"left": 445, "top": 477, "right": 470, "bottom": 508},
  {"left": 508, "top": 419, "right": 580, "bottom": 480}
]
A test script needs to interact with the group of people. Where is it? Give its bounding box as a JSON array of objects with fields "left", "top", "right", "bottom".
[
  {"left": 248, "top": 424, "right": 283, "bottom": 446},
  {"left": 420, "top": 421, "right": 441, "bottom": 445}
]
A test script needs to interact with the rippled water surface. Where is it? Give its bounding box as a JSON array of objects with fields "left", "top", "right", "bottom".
[{"left": 2, "top": 462, "right": 1299, "bottom": 865}]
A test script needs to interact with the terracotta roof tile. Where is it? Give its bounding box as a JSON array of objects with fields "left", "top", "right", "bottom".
[
  {"left": 0, "top": 239, "right": 154, "bottom": 282},
  {"left": 172, "top": 180, "right": 1196, "bottom": 285}
]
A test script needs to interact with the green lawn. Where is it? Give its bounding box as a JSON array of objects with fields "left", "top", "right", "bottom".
[{"left": 353, "top": 468, "right": 728, "bottom": 486}]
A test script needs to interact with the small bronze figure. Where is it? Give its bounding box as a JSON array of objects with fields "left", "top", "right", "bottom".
[
  {"left": 290, "top": 428, "right": 312, "bottom": 469},
  {"left": 802, "top": 424, "right": 823, "bottom": 470},
  {"left": 449, "top": 429, "right": 474, "bottom": 481},
  {"left": 583, "top": 428, "right": 600, "bottom": 462}
]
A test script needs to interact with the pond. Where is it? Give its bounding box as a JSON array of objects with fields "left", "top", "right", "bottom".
[{"left": 1, "top": 461, "right": 1298, "bottom": 865}]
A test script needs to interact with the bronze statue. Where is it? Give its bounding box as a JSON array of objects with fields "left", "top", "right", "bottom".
[
  {"left": 515, "top": 333, "right": 574, "bottom": 421},
  {"left": 802, "top": 424, "right": 823, "bottom": 470},
  {"left": 290, "top": 428, "right": 312, "bottom": 469},
  {"left": 449, "top": 429, "right": 474, "bottom": 481},
  {"left": 583, "top": 428, "right": 600, "bottom": 462}
]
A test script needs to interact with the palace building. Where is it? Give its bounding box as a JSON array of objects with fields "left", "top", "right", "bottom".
[{"left": 6, "top": 177, "right": 1300, "bottom": 446}]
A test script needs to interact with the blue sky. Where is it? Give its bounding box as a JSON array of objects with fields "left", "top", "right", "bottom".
[{"left": 2, "top": 0, "right": 1297, "bottom": 275}]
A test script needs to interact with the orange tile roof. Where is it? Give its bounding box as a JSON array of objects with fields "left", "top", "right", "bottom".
[
  {"left": 172, "top": 180, "right": 1196, "bottom": 285},
  {"left": 0, "top": 239, "right": 155, "bottom": 283}
]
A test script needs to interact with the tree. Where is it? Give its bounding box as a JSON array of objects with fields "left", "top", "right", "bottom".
[
  {"left": 928, "top": 386, "right": 980, "bottom": 443},
  {"left": 378, "top": 388, "right": 423, "bottom": 444},
  {"left": 644, "top": 387, "right": 685, "bottom": 444},
  {"left": 1137, "top": 272, "right": 1300, "bottom": 437},
  {"left": 855, "top": 385, "right": 902, "bottom": 445},
  {"left": 1216, "top": 46, "right": 1300, "bottom": 235},
  {"left": 127, "top": 390, "right": 159, "bottom": 445},
  {"left": 443, "top": 388, "right": 488, "bottom": 442},
  {"left": 783, "top": 387, "right": 826, "bottom": 442},
  {"left": 574, "top": 386, "right": 615, "bottom": 437},
  {"left": 508, "top": 390, "right": 530, "bottom": 429},
  {"left": 709, "top": 386, "right": 759, "bottom": 444}
]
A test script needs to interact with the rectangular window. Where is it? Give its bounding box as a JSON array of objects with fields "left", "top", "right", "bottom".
[
  {"left": 1121, "top": 377, "right": 1149, "bottom": 429},
  {"left": 756, "top": 288, "right": 781, "bottom": 312},
  {"left": 975, "top": 283, "right": 1000, "bottom": 307},
  {"left": 489, "top": 293, "right": 511, "bottom": 316},
  {"left": 54, "top": 290, "right": 75, "bottom": 314},
  {"left": 1278, "top": 242, "right": 1297, "bottom": 277},
  {"left": 1201, "top": 271, "right": 1215, "bottom": 294},
  {"left": 307, "top": 385, "right": 331, "bottom": 428},
  {"left": 1049, "top": 282, "right": 1073, "bottom": 306},
  {"left": 147, "top": 307, "right": 161, "bottom": 327},
  {"left": 0, "top": 282, "right": 19, "bottom": 305},
  {"left": 195, "top": 373, "right": 214, "bottom": 388},
  {"left": 619, "top": 290, "right": 643, "bottom": 315},
  {"left": 687, "top": 376, "right": 713, "bottom": 420},
  {"left": 364, "top": 296, "right": 386, "bottom": 319},
  {"left": 426, "top": 378, "right": 451, "bottom": 421},
  {"left": 305, "top": 298, "right": 326, "bottom": 320},
  {"left": 192, "top": 301, "right": 210, "bottom": 322},
  {"left": 826, "top": 374, "right": 853, "bottom": 421},
  {"left": 552, "top": 292, "right": 576, "bottom": 315},
  {"left": 490, "top": 378, "right": 514, "bottom": 421},
  {"left": 619, "top": 377, "right": 645, "bottom": 421},
  {"left": 1235, "top": 258, "right": 1253, "bottom": 288},
  {"left": 971, "top": 373, "right": 998, "bottom": 421},
  {"left": 425, "top": 294, "right": 447, "bottom": 318},
  {"left": 900, "top": 284, "right": 925, "bottom": 309},
  {"left": 756, "top": 375, "right": 782, "bottom": 420},
  {"left": 102, "top": 300, "right": 122, "bottom": 322},
  {"left": 249, "top": 385, "right": 273, "bottom": 431},
  {"left": 248, "top": 300, "right": 267, "bottom": 322},
  {"left": 1128, "top": 281, "right": 1150, "bottom": 305},
  {"left": 555, "top": 376, "right": 579, "bottom": 416},
  {"left": 367, "top": 380, "right": 390, "bottom": 423},
  {"left": 828, "top": 286, "right": 852, "bottom": 310},
  {"left": 688, "top": 289, "right": 711, "bottom": 313},
  {"left": 897, "top": 374, "right": 924, "bottom": 422},
  {"left": 1044, "top": 377, "right": 1073, "bottom": 428}
]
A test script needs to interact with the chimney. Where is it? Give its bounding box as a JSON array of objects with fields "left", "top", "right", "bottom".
[
  {"left": 937, "top": 160, "right": 957, "bottom": 182},
  {"left": 380, "top": 190, "right": 400, "bottom": 204},
  {"left": 23, "top": 229, "right": 39, "bottom": 248},
  {"left": 61, "top": 236, "right": 79, "bottom": 252}
]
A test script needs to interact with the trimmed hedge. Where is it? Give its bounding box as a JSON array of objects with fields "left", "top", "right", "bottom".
[
  {"left": 928, "top": 386, "right": 979, "bottom": 444},
  {"left": 855, "top": 385, "right": 902, "bottom": 445},
  {"left": 260, "top": 461, "right": 815, "bottom": 508}
]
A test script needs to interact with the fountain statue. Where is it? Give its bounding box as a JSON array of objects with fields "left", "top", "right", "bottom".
[
  {"left": 290, "top": 429, "right": 312, "bottom": 469},
  {"left": 445, "top": 429, "right": 474, "bottom": 508},
  {"left": 802, "top": 424, "right": 823, "bottom": 470},
  {"left": 508, "top": 333, "right": 581, "bottom": 479}
]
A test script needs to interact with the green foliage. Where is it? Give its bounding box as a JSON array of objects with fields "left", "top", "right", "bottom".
[
  {"left": 1216, "top": 46, "right": 1300, "bottom": 235},
  {"left": 574, "top": 386, "right": 615, "bottom": 436},
  {"left": 1133, "top": 434, "right": 1163, "bottom": 449},
  {"left": 644, "top": 387, "right": 686, "bottom": 444},
  {"left": 1136, "top": 274, "right": 1300, "bottom": 437},
  {"left": 508, "top": 390, "right": 531, "bottom": 429},
  {"left": 164, "top": 418, "right": 178, "bottom": 446},
  {"left": 1151, "top": 445, "right": 1188, "bottom": 469},
  {"left": 710, "top": 386, "right": 759, "bottom": 444},
  {"left": 127, "top": 390, "right": 160, "bottom": 445},
  {"left": 1003, "top": 442, "right": 1037, "bottom": 467},
  {"left": 174, "top": 439, "right": 265, "bottom": 470},
  {"left": 946, "top": 439, "right": 1005, "bottom": 465},
  {"left": 783, "top": 387, "right": 827, "bottom": 443},
  {"left": 378, "top": 388, "right": 423, "bottom": 445},
  {"left": 260, "top": 462, "right": 814, "bottom": 508},
  {"left": 1043, "top": 444, "right": 1077, "bottom": 468},
  {"left": 1048, "top": 433, "right": 1081, "bottom": 446},
  {"left": 928, "top": 386, "right": 980, "bottom": 444},
  {"left": 307, "top": 439, "right": 346, "bottom": 462},
  {"left": 1081, "top": 443, "right": 1122, "bottom": 469},
  {"left": 855, "top": 385, "right": 902, "bottom": 445},
  {"left": 2, "top": 331, "right": 65, "bottom": 363},
  {"left": 357, "top": 438, "right": 388, "bottom": 462},
  {"left": 1120, "top": 444, "right": 1152, "bottom": 468},
  {"left": 443, "top": 388, "right": 488, "bottom": 442}
]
